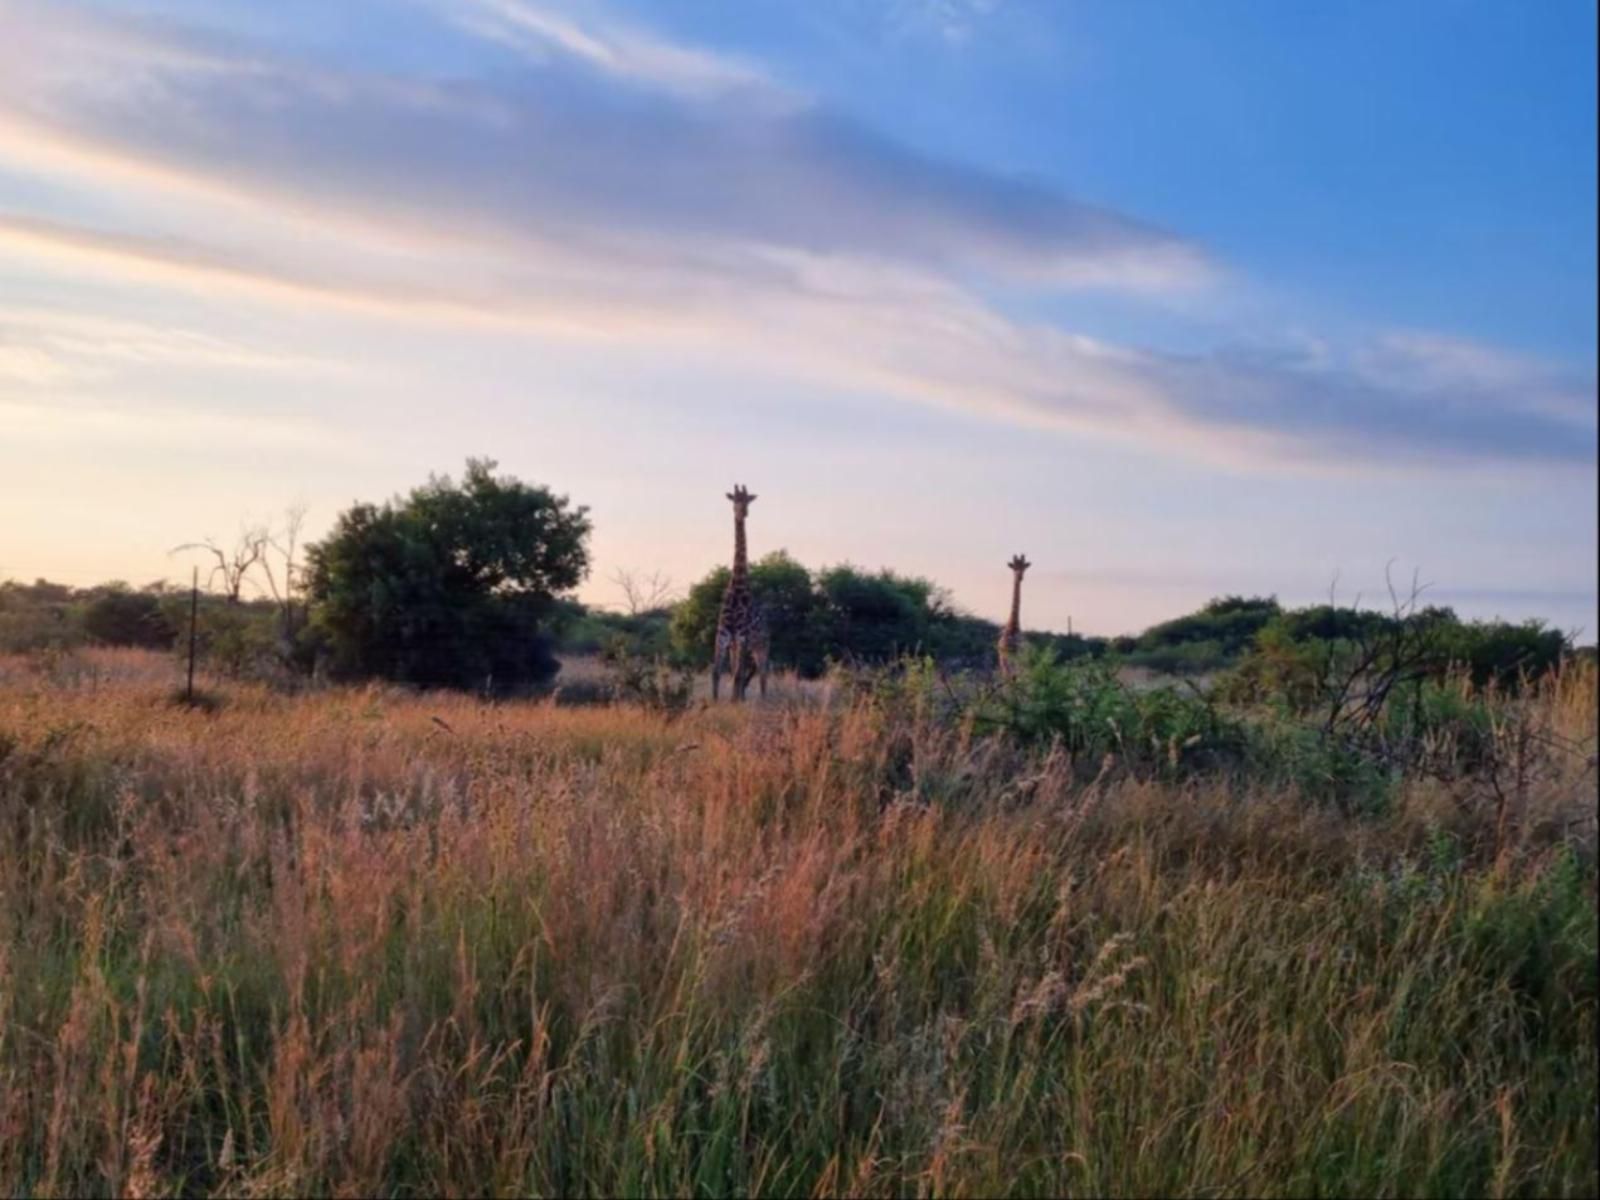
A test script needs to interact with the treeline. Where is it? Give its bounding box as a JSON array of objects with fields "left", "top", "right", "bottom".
[
  {"left": 2, "top": 569, "right": 1577, "bottom": 696},
  {"left": 0, "top": 579, "right": 299, "bottom": 677},
  {"left": 555, "top": 552, "right": 1098, "bottom": 674},
  {"left": 1, "top": 461, "right": 1582, "bottom": 694},
  {"left": 557, "top": 570, "right": 1575, "bottom": 694}
]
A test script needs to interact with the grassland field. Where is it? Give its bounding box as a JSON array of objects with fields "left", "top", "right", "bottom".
[{"left": 0, "top": 647, "right": 1595, "bottom": 1198}]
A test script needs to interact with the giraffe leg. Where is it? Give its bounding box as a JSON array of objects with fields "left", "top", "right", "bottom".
[
  {"left": 712, "top": 627, "right": 732, "bottom": 701},
  {"left": 753, "top": 638, "right": 771, "bottom": 700},
  {"left": 730, "top": 635, "right": 747, "bottom": 702}
]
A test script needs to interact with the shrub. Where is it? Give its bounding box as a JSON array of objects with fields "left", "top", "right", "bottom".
[
  {"left": 1131, "top": 595, "right": 1283, "bottom": 661},
  {"left": 601, "top": 637, "right": 695, "bottom": 715},
  {"left": 1439, "top": 618, "right": 1570, "bottom": 692},
  {"left": 971, "top": 647, "right": 1246, "bottom": 778},
  {"left": 81, "top": 588, "right": 176, "bottom": 649}
]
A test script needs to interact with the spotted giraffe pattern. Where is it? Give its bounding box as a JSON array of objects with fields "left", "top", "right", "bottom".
[
  {"left": 713, "top": 484, "right": 771, "bottom": 701},
  {"left": 997, "top": 553, "right": 1031, "bottom": 676}
]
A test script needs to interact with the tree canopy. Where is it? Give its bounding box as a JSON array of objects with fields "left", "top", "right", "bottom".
[
  {"left": 672, "top": 554, "right": 983, "bottom": 675},
  {"left": 305, "top": 459, "right": 590, "bottom": 691}
]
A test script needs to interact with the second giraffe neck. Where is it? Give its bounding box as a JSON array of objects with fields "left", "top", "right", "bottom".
[{"left": 1006, "top": 574, "right": 1023, "bottom": 631}]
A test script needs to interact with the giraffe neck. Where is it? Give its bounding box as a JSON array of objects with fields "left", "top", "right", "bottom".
[
  {"left": 731, "top": 513, "right": 749, "bottom": 581},
  {"left": 1005, "top": 573, "right": 1023, "bottom": 633}
]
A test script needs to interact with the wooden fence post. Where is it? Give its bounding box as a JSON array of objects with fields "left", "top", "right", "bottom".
[{"left": 187, "top": 566, "right": 198, "bottom": 703}]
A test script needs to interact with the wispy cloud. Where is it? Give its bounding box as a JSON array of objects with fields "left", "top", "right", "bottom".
[
  {"left": 0, "top": 0, "right": 1210, "bottom": 288},
  {"left": 0, "top": 396, "right": 341, "bottom": 451},
  {"left": 0, "top": 0, "right": 1591, "bottom": 471},
  {"left": 435, "top": 0, "right": 774, "bottom": 97},
  {"left": 0, "top": 303, "right": 333, "bottom": 386},
  {"left": 884, "top": 0, "right": 1004, "bottom": 46}
]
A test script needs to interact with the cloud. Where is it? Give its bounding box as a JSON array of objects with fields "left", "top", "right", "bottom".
[
  {"left": 0, "top": 0, "right": 1208, "bottom": 291},
  {"left": 884, "top": 0, "right": 1004, "bottom": 46},
  {"left": 1136, "top": 339, "right": 1596, "bottom": 467},
  {"left": 0, "top": 303, "right": 330, "bottom": 385},
  {"left": 434, "top": 0, "right": 774, "bottom": 97},
  {"left": 0, "top": 0, "right": 1591, "bottom": 470},
  {"left": 0, "top": 396, "right": 341, "bottom": 451}
]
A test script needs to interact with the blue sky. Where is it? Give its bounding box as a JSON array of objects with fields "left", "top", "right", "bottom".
[{"left": 0, "top": 0, "right": 1595, "bottom": 636}]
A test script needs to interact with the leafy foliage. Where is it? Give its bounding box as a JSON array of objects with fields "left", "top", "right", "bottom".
[
  {"left": 970, "top": 647, "right": 1247, "bottom": 778},
  {"left": 673, "top": 555, "right": 1007, "bottom": 675},
  {"left": 1120, "top": 594, "right": 1283, "bottom": 673},
  {"left": 304, "top": 459, "right": 590, "bottom": 692},
  {"left": 670, "top": 551, "right": 826, "bottom": 673},
  {"left": 81, "top": 587, "right": 177, "bottom": 649}
]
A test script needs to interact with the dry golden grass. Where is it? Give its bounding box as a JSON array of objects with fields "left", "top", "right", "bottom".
[{"left": 0, "top": 651, "right": 1594, "bottom": 1197}]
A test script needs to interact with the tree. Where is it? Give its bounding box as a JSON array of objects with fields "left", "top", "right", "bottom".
[
  {"left": 256, "top": 505, "right": 309, "bottom": 653},
  {"left": 304, "top": 459, "right": 591, "bottom": 692},
  {"left": 671, "top": 551, "right": 824, "bottom": 675},
  {"left": 610, "top": 568, "right": 677, "bottom": 616},
  {"left": 173, "top": 526, "right": 269, "bottom": 603},
  {"left": 815, "top": 565, "right": 943, "bottom": 664}
]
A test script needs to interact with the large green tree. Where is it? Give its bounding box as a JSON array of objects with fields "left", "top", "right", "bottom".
[
  {"left": 305, "top": 460, "right": 590, "bottom": 691},
  {"left": 670, "top": 551, "right": 825, "bottom": 675},
  {"left": 671, "top": 556, "right": 969, "bottom": 675},
  {"left": 814, "top": 565, "right": 943, "bottom": 664}
]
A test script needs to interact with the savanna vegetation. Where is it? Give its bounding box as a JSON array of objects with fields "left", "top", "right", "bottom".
[
  {"left": 0, "top": 643, "right": 1594, "bottom": 1197},
  {"left": 2, "top": 460, "right": 1595, "bottom": 1196}
]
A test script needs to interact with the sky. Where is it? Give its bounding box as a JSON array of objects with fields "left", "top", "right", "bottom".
[{"left": 1, "top": 0, "right": 1595, "bottom": 638}]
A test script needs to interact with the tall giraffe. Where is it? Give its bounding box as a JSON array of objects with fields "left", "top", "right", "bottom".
[
  {"left": 712, "top": 485, "right": 771, "bottom": 701},
  {"left": 997, "top": 553, "right": 1031, "bottom": 676}
]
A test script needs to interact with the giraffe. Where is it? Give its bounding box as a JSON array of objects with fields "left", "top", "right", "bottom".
[
  {"left": 712, "top": 485, "right": 772, "bottom": 701},
  {"left": 997, "top": 554, "right": 1031, "bottom": 676}
]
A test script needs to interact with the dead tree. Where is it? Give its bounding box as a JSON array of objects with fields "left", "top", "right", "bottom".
[
  {"left": 610, "top": 567, "right": 677, "bottom": 616},
  {"left": 256, "top": 505, "right": 309, "bottom": 651},
  {"left": 1315, "top": 563, "right": 1444, "bottom": 744},
  {"left": 172, "top": 526, "right": 268, "bottom": 604}
]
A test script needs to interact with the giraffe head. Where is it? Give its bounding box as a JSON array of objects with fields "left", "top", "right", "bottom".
[
  {"left": 1007, "top": 554, "right": 1032, "bottom": 578},
  {"left": 726, "top": 484, "right": 758, "bottom": 520}
]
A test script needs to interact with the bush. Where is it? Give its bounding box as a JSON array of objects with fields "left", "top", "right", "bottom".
[
  {"left": 1125, "top": 638, "right": 1231, "bottom": 675},
  {"left": 1440, "top": 618, "right": 1570, "bottom": 692},
  {"left": 182, "top": 600, "right": 279, "bottom": 679},
  {"left": 0, "top": 591, "right": 80, "bottom": 654},
  {"left": 81, "top": 588, "right": 176, "bottom": 649},
  {"left": 971, "top": 647, "right": 1246, "bottom": 778},
  {"left": 1131, "top": 595, "right": 1283, "bottom": 662},
  {"left": 601, "top": 637, "right": 695, "bottom": 715},
  {"left": 551, "top": 602, "right": 674, "bottom": 660}
]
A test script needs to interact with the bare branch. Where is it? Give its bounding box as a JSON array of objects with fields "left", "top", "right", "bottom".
[
  {"left": 610, "top": 567, "right": 678, "bottom": 616},
  {"left": 170, "top": 525, "right": 267, "bottom": 603}
]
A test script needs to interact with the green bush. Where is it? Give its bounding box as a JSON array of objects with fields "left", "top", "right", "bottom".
[
  {"left": 1132, "top": 595, "right": 1283, "bottom": 661},
  {"left": 81, "top": 587, "right": 176, "bottom": 649},
  {"left": 1439, "top": 618, "right": 1570, "bottom": 692},
  {"left": 552, "top": 601, "right": 673, "bottom": 659},
  {"left": 1125, "top": 638, "right": 1230, "bottom": 675},
  {"left": 601, "top": 636, "right": 695, "bottom": 715},
  {"left": 970, "top": 648, "right": 1246, "bottom": 778}
]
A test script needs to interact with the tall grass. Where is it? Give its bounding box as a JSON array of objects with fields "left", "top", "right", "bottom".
[{"left": 0, "top": 652, "right": 1594, "bottom": 1197}]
